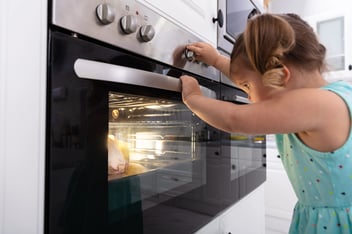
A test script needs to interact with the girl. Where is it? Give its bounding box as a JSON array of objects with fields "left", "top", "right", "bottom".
[{"left": 180, "top": 13, "right": 352, "bottom": 234}]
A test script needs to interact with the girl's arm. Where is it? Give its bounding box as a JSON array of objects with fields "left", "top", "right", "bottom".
[{"left": 180, "top": 75, "right": 349, "bottom": 145}]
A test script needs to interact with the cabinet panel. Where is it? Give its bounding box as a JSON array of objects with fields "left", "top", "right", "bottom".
[
  {"left": 195, "top": 185, "right": 265, "bottom": 234},
  {"left": 136, "top": 0, "right": 217, "bottom": 44},
  {"left": 265, "top": 145, "right": 297, "bottom": 234},
  {"left": 305, "top": 9, "right": 352, "bottom": 82},
  {"left": 219, "top": 185, "right": 265, "bottom": 234}
]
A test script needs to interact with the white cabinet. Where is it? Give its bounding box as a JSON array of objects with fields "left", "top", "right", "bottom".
[
  {"left": 219, "top": 185, "right": 265, "bottom": 234},
  {"left": 265, "top": 136, "right": 297, "bottom": 234},
  {"left": 195, "top": 185, "right": 265, "bottom": 234},
  {"left": 0, "top": 0, "right": 47, "bottom": 233},
  {"left": 136, "top": 0, "right": 217, "bottom": 45},
  {"left": 305, "top": 9, "right": 352, "bottom": 82}
]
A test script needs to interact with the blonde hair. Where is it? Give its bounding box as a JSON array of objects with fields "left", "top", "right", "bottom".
[{"left": 230, "top": 13, "right": 327, "bottom": 88}]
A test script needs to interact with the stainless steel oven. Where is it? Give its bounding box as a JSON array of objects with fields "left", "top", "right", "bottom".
[
  {"left": 46, "top": 1, "right": 265, "bottom": 234},
  {"left": 214, "top": 0, "right": 262, "bottom": 54}
]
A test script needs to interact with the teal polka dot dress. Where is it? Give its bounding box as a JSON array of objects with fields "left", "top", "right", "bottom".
[{"left": 276, "top": 81, "right": 352, "bottom": 234}]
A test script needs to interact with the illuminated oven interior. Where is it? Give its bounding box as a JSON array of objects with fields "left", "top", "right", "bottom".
[{"left": 107, "top": 91, "right": 198, "bottom": 180}]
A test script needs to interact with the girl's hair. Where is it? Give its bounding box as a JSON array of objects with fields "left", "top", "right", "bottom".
[{"left": 230, "top": 13, "right": 327, "bottom": 88}]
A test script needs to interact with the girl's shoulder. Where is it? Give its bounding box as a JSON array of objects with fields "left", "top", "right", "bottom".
[{"left": 321, "top": 81, "right": 352, "bottom": 116}]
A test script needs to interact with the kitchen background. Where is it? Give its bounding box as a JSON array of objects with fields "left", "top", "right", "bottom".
[{"left": 0, "top": 0, "right": 351, "bottom": 234}]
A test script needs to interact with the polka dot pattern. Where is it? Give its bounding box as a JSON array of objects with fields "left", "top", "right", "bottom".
[{"left": 276, "top": 81, "right": 352, "bottom": 234}]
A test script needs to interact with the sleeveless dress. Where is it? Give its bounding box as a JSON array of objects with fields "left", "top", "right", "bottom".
[{"left": 275, "top": 81, "right": 352, "bottom": 234}]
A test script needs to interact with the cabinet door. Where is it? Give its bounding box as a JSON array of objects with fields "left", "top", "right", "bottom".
[
  {"left": 219, "top": 185, "right": 265, "bottom": 234},
  {"left": 305, "top": 10, "right": 352, "bottom": 82},
  {"left": 136, "top": 0, "right": 217, "bottom": 45},
  {"left": 265, "top": 146, "right": 297, "bottom": 234},
  {"left": 195, "top": 185, "right": 265, "bottom": 234}
]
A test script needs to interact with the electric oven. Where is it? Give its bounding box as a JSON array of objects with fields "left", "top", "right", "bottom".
[
  {"left": 220, "top": 82, "right": 266, "bottom": 199},
  {"left": 46, "top": 1, "right": 265, "bottom": 233},
  {"left": 214, "top": 0, "right": 262, "bottom": 54}
]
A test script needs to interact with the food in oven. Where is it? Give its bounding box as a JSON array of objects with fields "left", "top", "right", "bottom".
[
  {"left": 108, "top": 134, "right": 130, "bottom": 175},
  {"left": 108, "top": 134, "right": 148, "bottom": 176}
]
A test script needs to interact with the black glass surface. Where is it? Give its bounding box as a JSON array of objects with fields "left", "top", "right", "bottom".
[
  {"left": 46, "top": 28, "right": 265, "bottom": 234},
  {"left": 220, "top": 84, "right": 266, "bottom": 198}
]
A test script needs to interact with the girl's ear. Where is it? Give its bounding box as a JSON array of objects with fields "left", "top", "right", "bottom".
[{"left": 281, "top": 65, "right": 291, "bottom": 86}]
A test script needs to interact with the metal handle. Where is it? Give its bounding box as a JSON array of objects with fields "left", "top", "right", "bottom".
[
  {"left": 234, "top": 95, "right": 250, "bottom": 104},
  {"left": 73, "top": 58, "right": 216, "bottom": 98},
  {"left": 212, "top": 9, "right": 224, "bottom": 28}
]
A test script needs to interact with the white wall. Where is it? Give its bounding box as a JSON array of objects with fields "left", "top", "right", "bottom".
[{"left": 0, "top": 0, "right": 47, "bottom": 233}]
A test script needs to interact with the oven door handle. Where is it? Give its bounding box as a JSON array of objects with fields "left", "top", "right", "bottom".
[{"left": 73, "top": 58, "right": 216, "bottom": 98}]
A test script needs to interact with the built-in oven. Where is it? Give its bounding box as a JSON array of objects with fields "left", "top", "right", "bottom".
[
  {"left": 47, "top": 30, "right": 220, "bottom": 234},
  {"left": 46, "top": 1, "right": 265, "bottom": 234},
  {"left": 220, "top": 82, "right": 266, "bottom": 199},
  {"left": 214, "top": 0, "right": 262, "bottom": 54}
]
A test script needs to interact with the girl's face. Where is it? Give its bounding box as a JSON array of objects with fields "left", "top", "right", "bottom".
[{"left": 230, "top": 60, "right": 277, "bottom": 103}]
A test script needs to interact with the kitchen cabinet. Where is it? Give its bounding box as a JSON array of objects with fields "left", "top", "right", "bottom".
[
  {"left": 135, "top": 0, "right": 217, "bottom": 45},
  {"left": 196, "top": 184, "right": 265, "bottom": 234},
  {"left": 304, "top": 9, "right": 352, "bottom": 82},
  {"left": 0, "top": 0, "right": 47, "bottom": 233},
  {"left": 265, "top": 135, "right": 297, "bottom": 234},
  {"left": 270, "top": 0, "right": 352, "bottom": 83}
]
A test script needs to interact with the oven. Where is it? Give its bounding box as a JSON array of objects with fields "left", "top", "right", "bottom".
[
  {"left": 46, "top": 1, "right": 265, "bottom": 234},
  {"left": 220, "top": 82, "right": 266, "bottom": 199},
  {"left": 214, "top": 0, "right": 262, "bottom": 54}
]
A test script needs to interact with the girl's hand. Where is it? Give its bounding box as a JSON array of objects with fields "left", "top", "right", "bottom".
[
  {"left": 186, "top": 42, "right": 220, "bottom": 66},
  {"left": 180, "top": 75, "right": 202, "bottom": 103}
]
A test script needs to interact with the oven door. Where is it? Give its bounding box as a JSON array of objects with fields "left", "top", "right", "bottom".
[
  {"left": 217, "top": 0, "right": 261, "bottom": 53},
  {"left": 220, "top": 83, "right": 266, "bottom": 200},
  {"left": 46, "top": 31, "right": 225, "bottom": 234}
]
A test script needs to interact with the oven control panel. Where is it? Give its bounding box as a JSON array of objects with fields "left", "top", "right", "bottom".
[{"left": 51, "top": 0, "right": 219, "bottom": 81}]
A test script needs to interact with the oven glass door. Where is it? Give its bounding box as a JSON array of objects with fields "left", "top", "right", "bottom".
[
  {"left": 46, "top": 31, "right": 227, "bottom": 234},
  {"left": 226, "top": 0, "right": 259, "bottom": 40},
  {"left": 220, "top": 83, "right": 266, "bottom": 198},
  {"left": 218, "top": 0, "right": 260, "bottom": 53}
]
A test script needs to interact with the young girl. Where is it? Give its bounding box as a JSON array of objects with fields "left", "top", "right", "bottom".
[{"left": 180, "top": 13, "right": 352, "bottom": 234}]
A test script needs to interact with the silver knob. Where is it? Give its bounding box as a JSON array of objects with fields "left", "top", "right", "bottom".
[
  {"left": 139, "top": 25, "right": 155, "bottom": 42},
  {"left": 96, "top": 4, "right": 115, "bottom": 25},
  {"left": 184, "top": 48, "right": 195, "bottom": 61},
  {"left": 120, "top": 15, "right": 138, "bottom": 34}
]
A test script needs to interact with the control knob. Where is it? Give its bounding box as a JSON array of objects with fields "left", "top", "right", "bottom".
[
  {"left": 139, "top": 25, "right": 155, "bottom": 42},
  {"left": 96, "top": 4, "right": 115, "bottom": 25},
  {"left": 120, "top": 15, "right": 138, "bottom": 34},
  {"left": 184, "top": 48, "right": 196, "bottom": 62}
]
